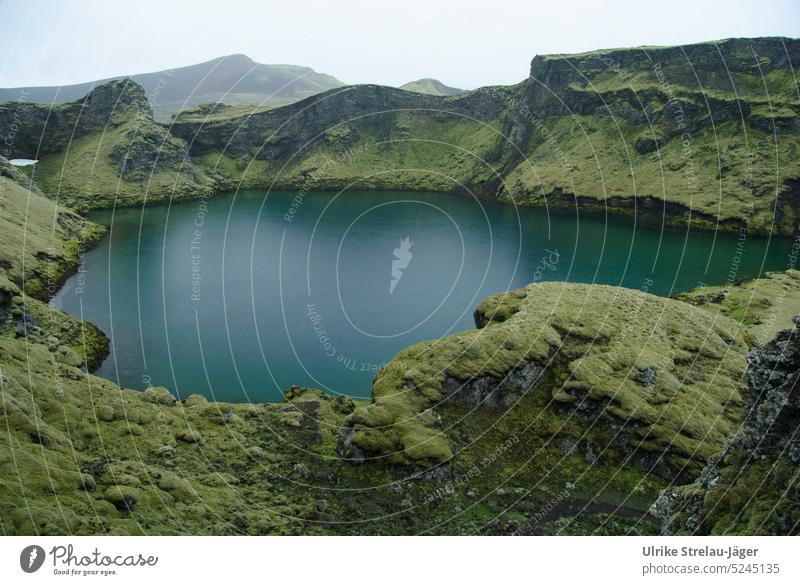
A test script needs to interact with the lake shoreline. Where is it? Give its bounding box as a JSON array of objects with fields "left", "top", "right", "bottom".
[
  {"left": 55, "top": 189, "right": 796, "bottom": 402},
  {"left": 68, "top": 181, "right": 800, "bottom": 239}
]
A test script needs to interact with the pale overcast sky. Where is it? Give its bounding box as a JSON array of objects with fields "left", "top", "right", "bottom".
[{"left": 0, "top": 0, "right": 798, "bottom": 89}]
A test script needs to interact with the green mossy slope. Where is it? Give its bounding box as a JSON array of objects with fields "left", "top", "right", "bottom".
[
  {"left": 675, "top": 268, "right": 800, "bottom": 344},
  {"left": 0, "top": 164, "right": 105, "bottom": 300}
]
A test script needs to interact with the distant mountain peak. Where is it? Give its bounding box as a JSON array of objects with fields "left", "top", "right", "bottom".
[
  {"left": 209, "top": 53, "right": 256, "bottom": 65},
  {"left": 0, "top": 55, "right": 344, "bottom": 120},
  {"left": 399, "top": 78, "right": 464, "bottom": 96}
]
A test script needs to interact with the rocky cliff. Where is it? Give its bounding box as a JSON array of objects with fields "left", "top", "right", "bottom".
[
  {"left": 498, "top": 37, "right": 800, "bottom": 234},
  {"left": 0, "top": 79, "right": 152, "bottom": 158}
]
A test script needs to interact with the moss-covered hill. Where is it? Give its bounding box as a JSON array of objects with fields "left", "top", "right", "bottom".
[
  {"left": 649, "top": 269, "right": 800, "bottom": 535},
  {"left": 1, "top": 37, "right": 797, "bottom": 235},
  {"left": 168, "top": 36, "right": 800, "bottom": 235},
  {"left": 340, "top": 282, "right": 751, "bottom": 478},
  {"left": 0, "top": 80, "right": 220, "bottom": 209},
  {"left": 675, "top": 268, "right": 800, "bottom": 344}
]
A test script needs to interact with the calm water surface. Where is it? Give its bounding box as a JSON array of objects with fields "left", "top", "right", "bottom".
[{"left": 53, "top": 190, "right": 795, "bottom": 402}]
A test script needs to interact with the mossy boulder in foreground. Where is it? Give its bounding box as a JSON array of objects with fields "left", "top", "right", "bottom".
[{"left": 341, "top": 282, "right": 751, "bottom": 478}]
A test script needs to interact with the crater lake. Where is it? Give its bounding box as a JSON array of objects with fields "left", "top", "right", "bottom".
[{"left": 53, "top": 189, "right": 795, "bottom": 403}]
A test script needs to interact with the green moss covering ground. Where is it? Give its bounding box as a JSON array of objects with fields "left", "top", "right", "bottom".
[{"left": 653, "top": 313, "right": 800, "bottom": 535}]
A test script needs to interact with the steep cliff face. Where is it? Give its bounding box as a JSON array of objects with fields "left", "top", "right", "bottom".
[
  {"left": 653, "top": 316, "right": 800, "bottom": 535},
  {"left": 169, "top": 83, "right": 511, "bottom": 197},
  {"left": 523, "top": 37, "right": 799, "bottom": 119},
  {"left": 173, "top": 84, "right": 458, "bottom": 158},
  {"left": 498, "top": 37, "right": 800, "bottom": 234}
]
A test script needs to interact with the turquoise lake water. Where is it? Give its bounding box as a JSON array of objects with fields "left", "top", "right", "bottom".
[{"left": 52, "top": 190, "right": 795, "bottom": 402}]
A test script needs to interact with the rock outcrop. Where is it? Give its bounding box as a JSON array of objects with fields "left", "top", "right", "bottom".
[
  {"left": 0, "top": 79, "right": 152, "bottom": 159},
  {"left": 0, "top": 79, "right": 219, "bottom": 209}
]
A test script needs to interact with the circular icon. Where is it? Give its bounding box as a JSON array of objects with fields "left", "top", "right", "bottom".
[{"left": 19, "top": 545, "right": 45, "bottom": 573}]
